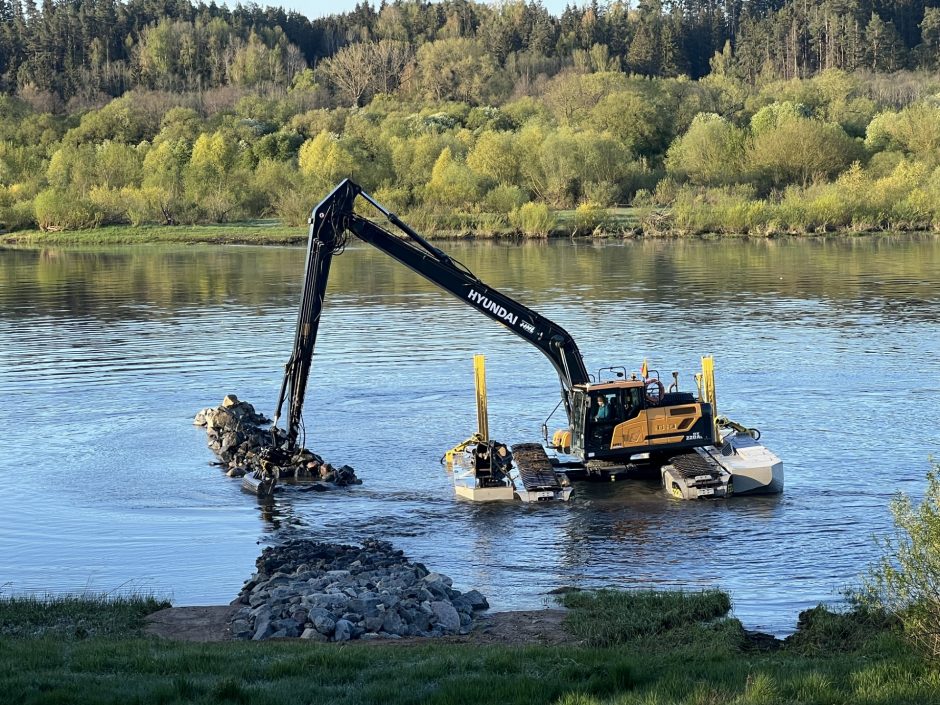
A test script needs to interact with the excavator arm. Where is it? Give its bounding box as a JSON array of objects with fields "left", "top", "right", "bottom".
[{"left": 272, "top": 179, "right": 590, "bottom": 449}]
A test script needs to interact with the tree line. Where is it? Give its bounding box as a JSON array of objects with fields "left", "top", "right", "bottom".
[
  {"left": 2, "top": 0, "right": 940, "bottom": 236},
  {"left": 3, "top": 0, "right": 940, "bottom": 104}
]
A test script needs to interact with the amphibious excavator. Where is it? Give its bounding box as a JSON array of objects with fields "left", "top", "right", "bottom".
[
  {"left": 264, "top": 179, "right": 772, "bottom": 500},
  {"left": 262, "top": 179, "right": 783, "bottom": 501}
]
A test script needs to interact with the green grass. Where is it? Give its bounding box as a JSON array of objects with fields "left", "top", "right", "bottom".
[
  {"left": 784, "top": 603, "right": 900, "bottom": 656},
  {"left": 0, "top": 220, "right": 309, "bottom": 246},
  {"left": 2, "top": 207, "right": 907, "bottom": 246},
  {"left": 1, "top": 590, "right": 937, "bottom": 704},
  {"left": 0, "top": 594, "right": 171, "bottom": 640},
  {"left": 0, "top": 209, "right": 649, "bottom": 246},
  {"left": 554, "top": 207, "right": 645, "bottom": 235},
  {"left": 561, "top": 588, "right": 736, "bottom": 648}
]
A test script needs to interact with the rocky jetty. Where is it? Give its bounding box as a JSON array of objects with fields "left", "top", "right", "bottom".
[
  {"left": 194, "top": 395, "right": 360, "bottom": 487},
  {"left": 230, "top": 539, "right": 489, "bottom": 641}
]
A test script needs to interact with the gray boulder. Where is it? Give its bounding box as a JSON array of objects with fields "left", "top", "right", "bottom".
[
  {"left": 363, "top": 612, "right": 385, "bottom": 632},
  {"left": 252, "top": 615, "right": 274, "bottom": 640},
  {"left": 462, "top": 589, "right": 489, "bottom": 610},
  {"left": 301, "top": 627, "right": 328, "bottom": 641},
  {"left": 231, "top": 619, "right": 251, "bottom": 639},
  {"left": 272, "top": 618, "right": 302, "bottom": 638},
  {"left": 412, "top": 610, "right": 431, "bottom": 632},
  {"left": 334, "top": 619, "right": 353, "bottom": 642},
  {"left": 381, "top": 609, "right": 406, "bottom": 637},
  {"left": 309, "top": 607, "right": 336, "bottom": 636},
  {"left": 431, "top": 601, "right": 460, "bottom": 633}
]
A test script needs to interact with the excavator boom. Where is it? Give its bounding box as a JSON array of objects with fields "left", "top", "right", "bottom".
[{"left": 273, "top": 180, "right": 589, "bottom": 448}]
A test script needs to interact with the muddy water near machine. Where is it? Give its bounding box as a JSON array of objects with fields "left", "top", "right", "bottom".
[{"left": 1, "top": 236, "right": 938, "bottom": 635}]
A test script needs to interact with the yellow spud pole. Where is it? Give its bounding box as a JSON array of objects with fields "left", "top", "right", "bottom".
[
  {"left": 701, "top": 355, "right": 718, "bottom": 444},
  {"left": 474, "top": 354, "right": 489, "bottom": 442}
]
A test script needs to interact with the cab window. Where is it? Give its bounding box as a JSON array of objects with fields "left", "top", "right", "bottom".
[
  {"left": 587, "top": 387, "right": 642, "bottom": 449},
  {"left": 590, "top": 388, "right": 642, "bottom": 425}
]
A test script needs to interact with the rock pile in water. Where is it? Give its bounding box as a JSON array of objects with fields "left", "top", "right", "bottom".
[
  {"left": 194, "top": 395, "right": 360, "bottom": 486},
  {"left": 230, "top": 539, "right": 489, "bottom": 641}
]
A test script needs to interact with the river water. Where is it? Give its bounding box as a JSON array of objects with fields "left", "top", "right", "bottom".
[{"left": 1, "top": 236, "right": 938, "bottom": 635}]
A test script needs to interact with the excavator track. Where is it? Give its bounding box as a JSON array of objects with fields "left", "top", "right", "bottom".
[
  {"left": 511, "top": 443, "right": 561, "bottom": 490},
  {"left": 510, "top": 443, "right": 572, "bottom": 502},
  {"left": 661, "top": 449, "right": 731, "bottom": 499},
  {"left": 668, "top": 451, "right": 722, "bottom": 479}
]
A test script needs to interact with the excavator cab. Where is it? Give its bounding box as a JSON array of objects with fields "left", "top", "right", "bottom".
[
  {"left": 587, "top": 385, "right": 644, "bottom": 448},
  {"left": 568, "top": 383, "right": 643, "bottom": 457},
  {"left": 567, "top": 381, "right": 715, "bottom": 463}
]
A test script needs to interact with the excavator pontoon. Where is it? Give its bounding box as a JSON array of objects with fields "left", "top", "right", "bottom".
[{"left": 262, "top": 180, "right": 782, "bottom": 501}]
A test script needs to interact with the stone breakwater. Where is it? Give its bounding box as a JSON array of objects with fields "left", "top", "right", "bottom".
[
  {"left": 194, "top": 395, "right": 360, "bottom": 486},
  {"left": 230, "top": 539, "right": 489, "bottom": 641}
]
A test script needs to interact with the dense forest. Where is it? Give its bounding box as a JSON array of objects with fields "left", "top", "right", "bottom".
[
  {"left": 2, "top": 0, "right": 940, "bottom": 236},
  {"left": 4, "top": 0, "right": 940, "bottom": 99}
]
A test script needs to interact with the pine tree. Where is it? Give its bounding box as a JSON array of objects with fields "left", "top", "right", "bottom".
[
  {"left": 918, "top": 7, "right": 940, "bottom": 68},
  {"left": 628, "top": 20, "right": 661, "bottom": 75},
  {"left": 660, "top": 12, "right": 687, "bottom": 76},
  {"left": 866, "top": 12, "right": 906, "bottom": 71}
]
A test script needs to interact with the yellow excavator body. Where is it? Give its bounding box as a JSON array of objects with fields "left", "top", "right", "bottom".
[
  {"left": 609, "top": 405, "right": 704, "bottom": 449},
  {"left": 548, "top": 376, "right": 714, "bottom": 462}
]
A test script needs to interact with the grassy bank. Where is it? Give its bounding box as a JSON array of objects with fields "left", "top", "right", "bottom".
[
  {"left": 0, "top": 220, "right": 310, "bottom": 246},
  {"left": 2, "top": 590, "right": 936, "bottom": 705},
  {"left": 4, "top": 208, "right": 934, "bottom": 248},
  {"left": 0, "top": 209, "right": 643, "bottom": 246},
  {"left": 0, "top": 594, "right": 171, "bottom": 640}
]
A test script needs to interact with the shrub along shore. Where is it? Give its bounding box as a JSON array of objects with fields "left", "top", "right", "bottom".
[
  {"left": 0, "top": 209, "right": 645, "bottom": 245},
  {"left": 1, "top": 589, "right": 937, "bottom": 705}
]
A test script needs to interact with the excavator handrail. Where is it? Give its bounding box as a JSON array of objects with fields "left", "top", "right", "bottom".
[{"left": 272, "top": 179, "right": 590, "bottom": 449}]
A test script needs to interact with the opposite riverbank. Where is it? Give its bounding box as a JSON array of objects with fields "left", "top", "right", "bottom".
[
  {"left": 0, "top": 220, "right": 310, "bottom": 246},
  {"left": 2, "top": 590, "right": 936, "bottom": 705},
  {"left": 4, "top": 211, "right": 934, "bottom": 247},
  {"left": 0, "top": 209, "right": 638, "bottom": 245}
]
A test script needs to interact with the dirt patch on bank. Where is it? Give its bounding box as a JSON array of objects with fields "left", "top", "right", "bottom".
[
  {"left": 146, "top": 605, "right": 240, "bottom": 642},
  {"left": 145, "top": 606, "right": 576, "bottom": 646},
  {"left": 427, "top": 608, "right": 575, "bottom": 646}
]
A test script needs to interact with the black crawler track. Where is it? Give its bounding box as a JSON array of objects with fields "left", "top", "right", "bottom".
[{"left": 511, "top": 443, "right": 563, "bottom": 491}]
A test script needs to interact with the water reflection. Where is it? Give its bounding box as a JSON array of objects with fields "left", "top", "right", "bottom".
[
  {"left": 0, "top": 235, "right": 938, "bottom": 634},
  {"left": 3, "top": 235, "right": 939, "bottom": 323}
]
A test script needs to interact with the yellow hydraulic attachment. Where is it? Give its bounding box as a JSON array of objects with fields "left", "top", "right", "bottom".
[
  {"left": 442, "top": 432, "right": 485, "bottom": 465},
  {"left": 716, "top": 415, "right": 762, "bottom": 441},
  {"left": 551, "top": 428, "right": 572, "bottom": 453}
]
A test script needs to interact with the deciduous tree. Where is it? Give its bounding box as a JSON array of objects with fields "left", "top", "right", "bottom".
[{"left": 666, "top": 113, "right": 747, "bottom": 186}]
